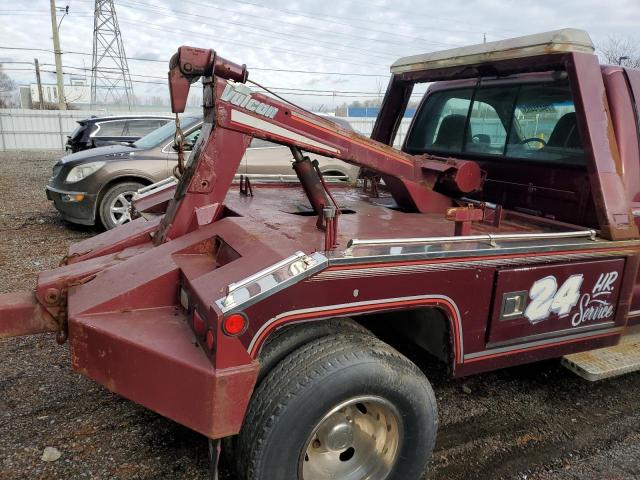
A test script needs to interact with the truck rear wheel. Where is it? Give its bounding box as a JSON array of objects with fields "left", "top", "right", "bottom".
[{"left": 236, "top": 333, "right": 438, "bottom": 480}]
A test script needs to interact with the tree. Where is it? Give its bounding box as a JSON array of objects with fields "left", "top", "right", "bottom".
[
  {"left": 598, "top": 36, "right": 640, "bottom": 68},
  {"left": 0, "top": 64, "right": 18, "bottom": 108}
]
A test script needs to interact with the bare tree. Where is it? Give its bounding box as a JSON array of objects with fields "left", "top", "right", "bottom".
[
  {"left": 0, "top": 64, "right": 18, "bottom": 108},
  {"left": 598, "top": 36, "right": 640, "bottom": 68}
]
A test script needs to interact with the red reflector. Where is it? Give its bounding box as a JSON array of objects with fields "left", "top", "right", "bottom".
[
  {"left": 206, "top": 330, "right": 215, "bottom": 351},
  {"left": 223, "top": 313, "right": 247, "bottom": 336},
  {"left": 193, "top": 310, "right": 206, "bottom": 335}
]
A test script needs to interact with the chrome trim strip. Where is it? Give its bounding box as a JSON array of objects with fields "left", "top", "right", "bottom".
[
  {"left": 45, "top": 185, "right": 87, "bottom": 196},
  {"left": 91, "top": 117, "right": 173, "bottom": 138},
  {"left": 133, "top": 177, "right": 178, "bottom": 201},
  {"left": 464, "top": 326, "right": 623, "bottom": 360},
  {"left": 216, "top": 252, "right": 328, "bottom": 313},
  {"left": 247, "top": 294, "right": 464, "bottom": 358},
  {"left": 486, "top": 321, "right": 616, "bottom": 349},
  {"left": 345, "top": 229, "right": 597, "bottom": 256},
  {"left": 628, "top": 309, "right": 640, "bottom": 317},
  {"left": 327, "top": 238, "right": 640, "bottom": 267},
  {"left": 315, "top": 248, "right": 638, "bottom": 280}
]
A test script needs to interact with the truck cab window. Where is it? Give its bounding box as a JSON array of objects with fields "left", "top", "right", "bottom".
[
  {"left": 464, "top": 86, "right": 518, "bottom": 156},
  {"left": 506, "top": 83, "right": 584, "bottom": 165},
  {"left": 407, "top": 81, "right": 584, "bottom": 166},
  {"left": 405, "top": 88, "right": 472, "bottom": 155}
]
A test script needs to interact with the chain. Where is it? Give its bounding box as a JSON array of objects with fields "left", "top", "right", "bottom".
[{"left": 173, "top": 113, "right": 186, "bottom": 178}]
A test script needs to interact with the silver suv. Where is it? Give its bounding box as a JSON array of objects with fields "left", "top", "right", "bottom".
[{"left": 48, "top": 115, "right": 359, "bottom": 229}]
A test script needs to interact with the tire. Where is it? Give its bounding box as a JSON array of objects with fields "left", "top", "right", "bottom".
[
  {"left": 236, "top": 333, "right": 438, "bottom": 480},
  {"left": 257, "top": 318, "right": 371, "bottom": 383},
  {"left": 98, "top": 181, "right": 144, "bottom": 230},
  {"left": 224, "top": 318, "right": 371, "bottom": 474}
]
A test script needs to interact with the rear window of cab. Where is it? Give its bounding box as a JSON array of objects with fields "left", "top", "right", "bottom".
[{"left": 405, "top": 81, "right": 585, "bottom": 166}]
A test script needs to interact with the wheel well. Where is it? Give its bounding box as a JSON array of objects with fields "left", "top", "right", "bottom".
[
  {"left": 97, "top": 175, "right": 153, "bottom": 206},
  {"left": 322, "top": 169, "right": 349, "bottom": 179},
  {"left": 350, "top": 308, "right": 454, "bottom": 366},
  {"left": 257, "top": 307, "right": 455, "bottom": 379},
  {"left": 356, "top": 307, "right": 456, "bottom": 365}
]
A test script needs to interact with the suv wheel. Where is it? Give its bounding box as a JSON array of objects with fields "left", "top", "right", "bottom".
[{"left": 99, "top": 181, "right": 144, "bottom": 230}]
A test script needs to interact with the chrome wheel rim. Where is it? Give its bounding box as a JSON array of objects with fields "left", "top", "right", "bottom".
[
  {"left": 299, "top": 396, "right": 402, "bottom": 480},
  {"left": 108, "top": 190, "right": 135, "bottom": 226}
]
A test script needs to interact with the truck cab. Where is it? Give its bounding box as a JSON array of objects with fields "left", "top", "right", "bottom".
[{"left": 397, "top": 52, "right": 640, "bottom": 330}]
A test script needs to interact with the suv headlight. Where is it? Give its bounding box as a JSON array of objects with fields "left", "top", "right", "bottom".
[{"left": 65, "top": 161, "right": 105, "bottom": 183}]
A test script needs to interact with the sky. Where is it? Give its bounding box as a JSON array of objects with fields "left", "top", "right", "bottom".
[{"left": 1, "top": 0, "right": 640, "bottom": 109}]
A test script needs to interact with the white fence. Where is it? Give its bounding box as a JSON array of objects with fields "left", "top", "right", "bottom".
[
  {"left": 0, "top": 109, "right": 413, "bottom": 151},
  {"left": 0, "top": 109, "right": 173, "bottom": 151}
]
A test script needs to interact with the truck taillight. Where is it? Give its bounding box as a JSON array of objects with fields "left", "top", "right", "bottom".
[
  {"left": 193, "top": 310, "right": 206, "bottom": 335},
  {"left": 223, "top": 313, "right": 247, "bottom": 336}
]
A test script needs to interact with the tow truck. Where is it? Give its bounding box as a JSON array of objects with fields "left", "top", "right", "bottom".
[{"left": 2, "top": 28, "right": 640, "bottom": 479}]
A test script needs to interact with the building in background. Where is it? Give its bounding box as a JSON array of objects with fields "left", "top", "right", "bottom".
[{"left": 27, "top": 78, "right": 90, "bottom": 109}]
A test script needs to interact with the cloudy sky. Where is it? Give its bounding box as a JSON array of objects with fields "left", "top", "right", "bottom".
[{"left": 1, "top": 0, "right": 639, "bottom": 108}]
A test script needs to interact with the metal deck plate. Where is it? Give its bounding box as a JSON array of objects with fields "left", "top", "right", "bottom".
[{"left": 562, "top": 329, "right": 640, "bottom": 381}]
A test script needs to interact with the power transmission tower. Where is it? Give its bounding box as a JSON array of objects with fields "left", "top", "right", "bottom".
[{"left": 90, "top": 0, "right": 135, "bottom": 109}]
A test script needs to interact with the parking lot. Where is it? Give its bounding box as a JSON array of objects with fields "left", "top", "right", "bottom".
[{"left": 1, "top": 151, "right": 639, "bottom": 480}]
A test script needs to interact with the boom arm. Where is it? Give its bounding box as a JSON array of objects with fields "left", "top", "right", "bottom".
[{"left": 159, "top": 46, "right": 483, "bottom": 241}]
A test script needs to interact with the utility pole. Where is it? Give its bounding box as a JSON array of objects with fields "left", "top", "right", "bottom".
[
  {"left": 34, "top": 58, "right": 45, "bottom": 110},
  {"left": 49, "top": 0, "right": 66, "bottom": 110}
]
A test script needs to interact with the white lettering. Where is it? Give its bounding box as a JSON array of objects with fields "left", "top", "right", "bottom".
[
  {"left": 230, "top": 92, "right": 245, "bottom": 106},
  {"left": 571, "top": 293, "right": 616, "bottom": 327},
  {"left": 523, "top": 270, "right": 618, "bottom": 326},
  {"left": 220, "top": 83, "right": 279, "bottom": 119},
  {"left": 593, "top": 271, "right": 618, "bottom": 296},
  {"left": 220, "top": 83, "right": 235, "bottom": 102}
]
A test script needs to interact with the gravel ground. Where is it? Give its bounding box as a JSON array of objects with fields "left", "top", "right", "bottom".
[{"left": 1, "top": 151, "right": 639, "bottom": 480}]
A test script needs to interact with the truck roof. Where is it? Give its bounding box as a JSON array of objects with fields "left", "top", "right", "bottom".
[{"left": 390, "top": 28, "right": 595, "bottom": 75}]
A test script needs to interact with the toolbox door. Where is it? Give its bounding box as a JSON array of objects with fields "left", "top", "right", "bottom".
[{"left": 487, "top": 258, "right": 625, "bottom": 345}]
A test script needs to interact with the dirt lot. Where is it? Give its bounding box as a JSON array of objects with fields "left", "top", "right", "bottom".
[{"left": 1, "top": 151, "right": 639, "bottom": 480}]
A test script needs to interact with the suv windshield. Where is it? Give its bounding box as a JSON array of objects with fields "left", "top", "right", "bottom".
[{"left": 133, "top": 117, "right": 200, "bottom": 150}]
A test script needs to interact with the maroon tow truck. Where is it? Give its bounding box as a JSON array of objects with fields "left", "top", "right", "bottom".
[{"left": 2, "top": 28, "right": 640, "bottom": 479}]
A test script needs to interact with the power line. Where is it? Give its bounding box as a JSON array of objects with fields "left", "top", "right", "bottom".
[
  {"left": 0, "top": 45, "right": 392, "bottom": 77},
  {"left": 3, "top": 65, "right": 415, "bottom": 98},
  {"left": 183, "top": 0, "right": 462, "bottom": 48},
  {"left": 116, "top": 19, "right": 389, "bottom": 69},
  {"left": 113, "top": 0, "right": 400, "bottom": 61},
  {"left": 228, "top": 0, "right": 486, "bottom": 35},
  {"left": 82, "top": 0, "right": 455, "bottom": 51}
]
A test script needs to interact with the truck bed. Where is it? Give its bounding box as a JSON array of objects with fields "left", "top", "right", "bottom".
[{"left": 223, "top": 184, "right": 584, "bottom": 254}]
